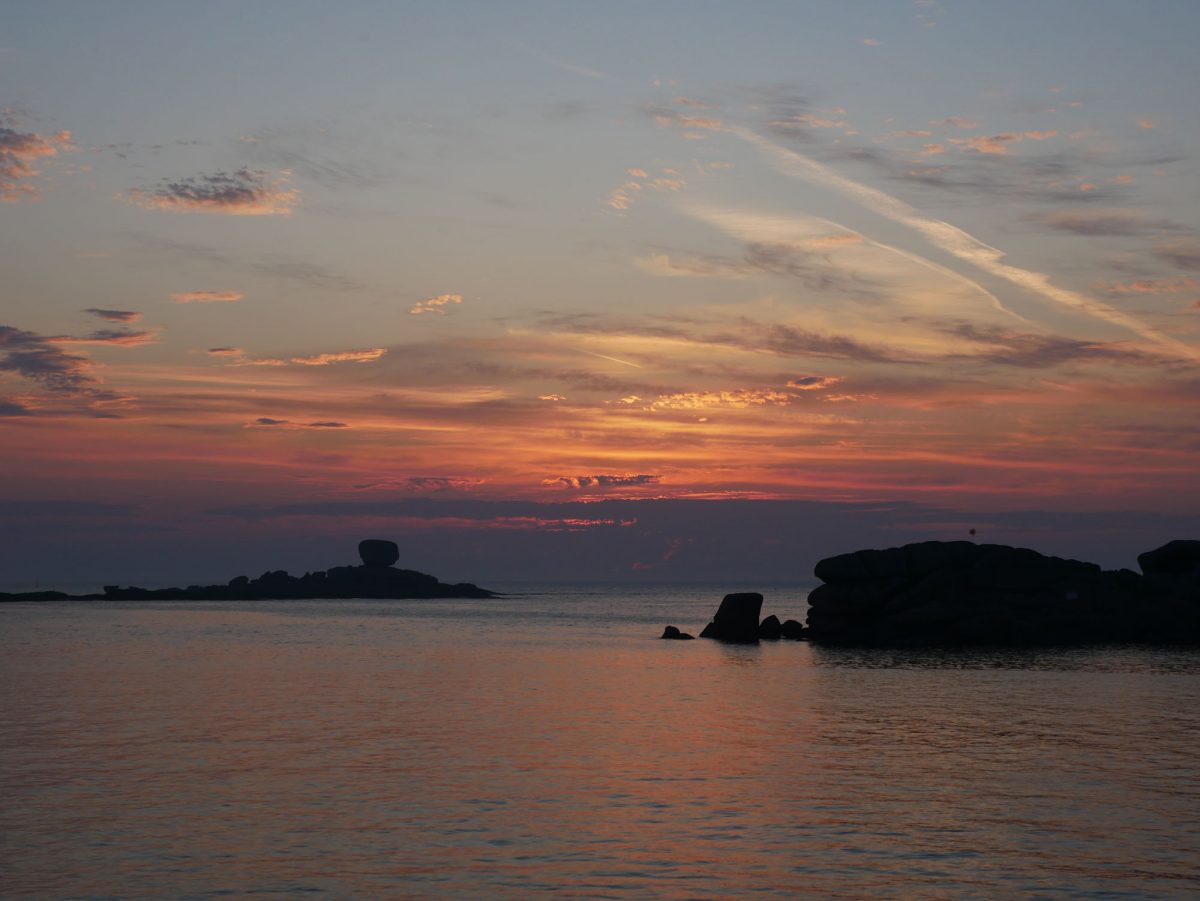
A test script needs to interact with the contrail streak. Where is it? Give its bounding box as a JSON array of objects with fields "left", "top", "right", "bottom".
[
  {"left": 582, "top": 349, "right": 642, "bottom": 368},
  {"left": 731, "top": 125, "right": 1197, "bottom": 360}
]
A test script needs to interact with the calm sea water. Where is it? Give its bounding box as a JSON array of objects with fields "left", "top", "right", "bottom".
[{"left": 3, "top": 584, "right": 1200, "bottom": 899}]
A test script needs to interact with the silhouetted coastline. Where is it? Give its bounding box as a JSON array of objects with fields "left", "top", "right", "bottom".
[
  {"left": 667, "top": 539, "right": 1200, "bottom": 647},
  {"left": 0, "top": 539, "right": 495, "bottom": 602}
]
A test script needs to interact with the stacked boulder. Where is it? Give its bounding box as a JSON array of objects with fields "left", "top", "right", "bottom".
[{"left": 806, "top": 540, "right": 1200, "bottom": 646}]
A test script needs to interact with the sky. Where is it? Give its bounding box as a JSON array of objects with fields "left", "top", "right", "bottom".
[{"left": 2, "top": 0, "right": 1199, "bottom": 588}]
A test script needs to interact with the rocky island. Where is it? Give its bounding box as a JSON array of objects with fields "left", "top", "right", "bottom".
[
  {"left": 665, "top": 539, "right": 1200, "bottom": 647},
  {"left": 0, "top": 539, "right": 495, "bottom": 602}
]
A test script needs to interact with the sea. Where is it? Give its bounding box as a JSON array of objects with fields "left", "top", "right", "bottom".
[{"left": 3, "top": 583, "right": 1200, "bottom": 899}]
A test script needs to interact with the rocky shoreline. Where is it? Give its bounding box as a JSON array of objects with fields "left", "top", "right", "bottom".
[
  {"left": 665, "top": 539, "right": 1200, "bottom": 647},
  {"left": 0, "top": 539, "right": 495, "bottom": 602}
]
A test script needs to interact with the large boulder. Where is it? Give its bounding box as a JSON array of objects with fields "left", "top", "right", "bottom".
[
  {"left": 806, "top": 540, "right": 1200, "bottom": 647},
  {"left": 758, "top": 614, "right": 782, "bottom": 640},
  {"left": 699, "top": 592, "right": 763, "bottom": 643},
  {"left": 1139, "top": 540, "right": 1200, "bottom": 578},
  {"left": 358, "top": 539, "right": 400, "bottom": 567}
]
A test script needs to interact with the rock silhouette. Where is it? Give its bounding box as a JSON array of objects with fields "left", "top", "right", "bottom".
[
  {"left": 0, "top": 540, "right": 494, "bottom": 602},
  {"left": 806, "top": 540, "right": 1199, "bottom": 646},
  {"left": 358, "top": 538, "right": 400, "bottom": 567},
  {"left": 698, "top": 592, "right": 764, "bottom": 643},
  {"left": 660, "top": 625, "right": 695, "bottom": 640}
]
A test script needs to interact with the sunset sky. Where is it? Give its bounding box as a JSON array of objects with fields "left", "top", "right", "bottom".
[{"left": 3, "top": 1, "right": 1199, "bottom": 587}]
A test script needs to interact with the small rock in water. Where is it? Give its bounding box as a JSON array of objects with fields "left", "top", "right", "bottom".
[{"left": 661, "top": 625, "right": 695, "bottom": 640}]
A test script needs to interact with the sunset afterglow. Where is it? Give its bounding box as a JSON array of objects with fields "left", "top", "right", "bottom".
[{"left": 2, "top": 2, "right": 1198, "bottom": 584}]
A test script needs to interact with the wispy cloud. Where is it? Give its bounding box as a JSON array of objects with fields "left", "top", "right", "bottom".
[
  {"left": 731, "top": 126, "right": 1198, "bottom": 359},
  {"left": 83, "top": 308, "right": 142, "bottom": 322},
  {"left": 1156, "top": 239, "right": 1200, "bottom": 271},
  {"left": 242, "top": 347, "right": 387, "bottom": 367},
  {"left": 0, "top": 113, "right": 72, "bottom": 201},
  {"left": 410, "top": 293, "right": 462, "bottom": 315},
  {"left": 930, "top": 116, "right": 980, "bottom": 129},
  {"left": 248, "top": 417, "right": 348, "bottom": 429},
  {"left": 172, "top": 290, "right": 244, "bottom": 303},
  {"left": 1108, "top": 278, "right": 1198, "bottom": 296},
  {"left": 1031, "top": 210, "right": 1185, "bottom": 237},
  {"left": 52, "top": 329, "right": 156, "bottom": 346},
  {"left": 123, "top": 168, "right": 297, "bottom": 215}
]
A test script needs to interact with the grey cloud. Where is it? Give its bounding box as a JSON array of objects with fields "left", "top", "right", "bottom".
[
  {"left": 0, "top": 325, "right": 94, "bottom": 393},
  {"left": 1156, "top": 239, "right": 1200, "bottom": 271},
  {"left": 760, "top": 323, "right": 911, "bottom": 363},
  {"left": 946, "top": 322, "right": 1166, "bottom": 367},
  {"left": 1031, "top": 211, "right": 1187, "bottom": 237},
  {"left": 83, "top": 308, "right": 142, "bottom": 323},
  {"left": 0, "top": 397, "right": 32, "bottom": 416}
]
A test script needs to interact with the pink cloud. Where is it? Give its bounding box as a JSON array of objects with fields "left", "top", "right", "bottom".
[{"left": 0, "top": 115, "right": 73, "bottom": 201}]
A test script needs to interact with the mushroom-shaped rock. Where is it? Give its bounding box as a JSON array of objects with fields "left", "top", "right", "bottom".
[
  {"left": 699, "top": 592, "right": 764, "bottom": 643},
  {"left": 358, "top": 539, "right": 400, "bottom": 568},
  {"left": 660, "top": 625, "right": 695, "bottom": 640}
]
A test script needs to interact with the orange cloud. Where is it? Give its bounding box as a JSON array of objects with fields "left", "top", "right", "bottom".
[
  {"left": 241, "top": 347, "right": 387, "bottom": 367},
  {"left": 0, "top": 115, "right": 73, "bottom": 201},
  {"left": 1137, "top": 117, "right": 1155, "bottom": 129},
  {"left": 123, "top": 168, "right": 297, "bottom": 215},
  {"left": 409, "top": 293, "right": 463, "bottom": 315},
  {"left": 171, "top": 290, "right": 244, "bottom": 303},
  {"left": 289, "top": 348, "right": 387, "bottom": 365},
  {"left": 920, "top": 143, "right": 946, "bottom": 155}
]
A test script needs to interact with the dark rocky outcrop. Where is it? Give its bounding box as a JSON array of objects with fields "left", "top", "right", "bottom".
[
  {"left": 806, "top": 540, "right": 1199, "bottom": 647},
  {"left": 0, "top": 540, "right": 494, "bottom": 602},
  {"left": 698, "top": 592, "right": 764, "bottom": 643},
  {"left": 660, "top": 625, "right": 695, "bottom": 640},
  {"left": 359, "top": 538, "right": 400, "bottom": 567}
]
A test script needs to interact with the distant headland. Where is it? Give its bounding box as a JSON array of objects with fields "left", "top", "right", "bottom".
[
  {"left": 0, "top": 539, "right": 495, "bottom": 602},
  {"left": 664, "top": 539, "right": 1200, "bottom": 647}
]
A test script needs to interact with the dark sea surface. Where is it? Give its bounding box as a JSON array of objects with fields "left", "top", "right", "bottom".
[{"left": 3, "top": 584, "right": 1200, "bottom": 899}]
